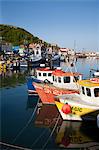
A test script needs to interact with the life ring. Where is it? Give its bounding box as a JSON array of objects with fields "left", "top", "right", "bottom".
[{"left": 90, "top": 78, "right": 99, "bottom": 83}]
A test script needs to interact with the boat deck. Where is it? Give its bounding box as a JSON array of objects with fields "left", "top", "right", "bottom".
[
  {"left": 57, "top": 93, "right": 99, "bottom": 109},
  {"left": 34, "top": 82, "right": 79, "bottom": 93}
]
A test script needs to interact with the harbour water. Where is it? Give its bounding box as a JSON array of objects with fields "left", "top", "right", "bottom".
[{"left": 0, "top": 58, "right": 99, "bottom": 149}]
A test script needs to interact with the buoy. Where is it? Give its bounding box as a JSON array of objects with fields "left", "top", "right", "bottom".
[
  {"left": 61, "top": 103, "right": 71, "bottom": 114},
  {"left": 90, "top": 78, "right": 99, "bottom": 83}
]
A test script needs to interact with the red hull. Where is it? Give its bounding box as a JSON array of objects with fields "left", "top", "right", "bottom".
[{"left": 33, "top": 83, "right": 79, "bottom": 104}]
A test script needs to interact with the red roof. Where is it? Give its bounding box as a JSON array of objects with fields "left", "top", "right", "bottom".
[
  {"left": 37, "top": 67, "right": 53, "bottom": 72},
  {"left": 52, "top": 69, "right": 82, "bottom": 77}
]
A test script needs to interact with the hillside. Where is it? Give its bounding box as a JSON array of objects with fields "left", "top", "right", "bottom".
[{"left": 0, "top": 24, "right": 47, "bottom": 46}]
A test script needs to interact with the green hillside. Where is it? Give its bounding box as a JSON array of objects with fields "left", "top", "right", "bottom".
[{"left": 0, "top": 24, "right": 47, "bottom": 46}]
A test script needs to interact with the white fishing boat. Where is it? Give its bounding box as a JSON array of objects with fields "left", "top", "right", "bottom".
[
  {"left": 94, "top": 71, "right": 99, "bottom": 77},
  {"left": 55, "top": 78, "right": 99, "bottom": 121},
  {"left": 27, "top": 67, "right": 54, "bottom": 94},
  {"left": 20, "top": 60, "right": 28, "bottom": 68},
  {"left": 90, "top": 68, "right": 99, "bottom": 77},
  {"left": 28, "top": 45, "right": 42, "bottom": 66},
  {"left": 33, "top": 69, "right": 82, "bottom": 104}
]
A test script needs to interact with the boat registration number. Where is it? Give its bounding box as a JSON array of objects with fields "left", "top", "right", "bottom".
[{"left": 71, "top": 106, "right": 82, "bottom": 112}]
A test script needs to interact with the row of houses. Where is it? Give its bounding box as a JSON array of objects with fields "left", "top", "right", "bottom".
[
  {"left": 0, "top": 42, "right": 98, "bottom": 58},
  {"left": 59, "top": 48, "right": 75, "bottom": 56}
]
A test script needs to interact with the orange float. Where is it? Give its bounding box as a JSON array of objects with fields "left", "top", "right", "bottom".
[{"left": 61, "top": 103, "right": 71, "bottom": 114}]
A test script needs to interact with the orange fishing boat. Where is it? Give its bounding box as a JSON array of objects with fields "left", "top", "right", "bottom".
[{"left": 33, "top": 69, "right": 82, "bottom": 104}]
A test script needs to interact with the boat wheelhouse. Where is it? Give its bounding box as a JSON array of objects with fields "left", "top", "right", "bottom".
[
  {"left": 27, "top": 67, "right": 54, "bottom": 94},
  {"left": 36, "top": 67, "right": 53, "bottom": 83},
  {"left": 33, "top": 69, "right": 82, "bottom": 104},
  {"left": 55, "top": 78, "right": 99, "bottom": 121},
  {"left": 52, "top": 69, "right": 82, "bottom": 90},
  {"left": 78, "top": 78, "right": 99, "bottom": 105}
]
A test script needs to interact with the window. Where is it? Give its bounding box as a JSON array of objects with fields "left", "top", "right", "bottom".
[
  {"left": 38, "top": 73, "right": 41, "bottom": 76},
  {"left": 94, "top": 88, "right": 99, "bottom": 97},
  {"left": 48, "top": 73, "right": 51, "bottom": 76},
  {"left": 54, "top": 76, "right": 57, "bottom": 82},
  {"left": 64, "top": 77, "right": 70, "bottom": 83},
  {"left": 82, "top": 86, "right": 85, "bottom": 95},
  {"left": 58, "top": 77, "right": 61, "bottom": 83},
  {"left": 73, "top": 76, "right": 79, "bottom": 82},
  {"left": 86, "top": 88, "right": 91, "bottom": 97},
  {"left": 43, "top": 73, "right": 46, "bottom": 76},
  {"left": 36, "top": 50, "right": 39, "bottom": 54},
  {"left": 53, "top": 76, "right": 54, "bottom": 81}
]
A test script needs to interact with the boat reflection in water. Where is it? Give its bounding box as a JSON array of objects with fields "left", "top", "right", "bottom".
[
  {"left": 34, "top": 103, "right": 99, "bottom": 149},
  {"left": 0, "top": 69, "right": 28, "bottom": 88},
  {"left": 56, "top": 120, "right": 99, "bottom": 149},
  {"left": 35, "top": 104, "right": 62, "bottom": 128},
  {"left": 26, "top": 95, "right": 39, "bottom": 110}
]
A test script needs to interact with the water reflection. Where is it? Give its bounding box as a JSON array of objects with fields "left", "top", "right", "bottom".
[
  {"left": 34, "top": 102, "right": 99, "bottom": 149},
  {"left": 55, "top": 121, "right": 99, "bottom": 149},
  {"left": 35, "top": 104, "right": 62, "bottom": 128},
  {"left": 61, "top": 57, "right": 99, "bottom": 79},
  {"left": 0, "top": 69, "right": 28, "bottom": 88},
  {"left": 1, "top": 58, "right": 99, "bottom": 149},
  {"left": 26, "top": 95, "right": 39, "bottom": 110}
]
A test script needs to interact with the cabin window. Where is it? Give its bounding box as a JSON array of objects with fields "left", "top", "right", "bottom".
[
  {"left": 58, "top": 77, "right": 61, "bottom": 83},
  {"left": 81, "top": 86, "right": 85, "bottom": 95},
  {"left": 64, "top": 76, "right": 70, "bottom": 83},
  {"left": 94, "top": 88, "right": 99, "bottom": 97},
  {"left": 54, "top": 76, "right": 57, "bottom": 82},
  {"left": 73, "top": 76, "right": 79, "bottom": 82},
  {"left": 38, "top": 73, "right": 41, "bottom": 76},
  {"left": 36, "top": 50, "right": 39, "bottom": 54},
  {"left": 43, "top": 73, "right": 46, "bottom": 76},
  {"left": 86, "top": 88, "right": 91, "bottom": 97},
  {"left": 48, "top": 73, "right": 51, "bottom": 76},
  {"left": 53, "top": 76, "right": 54, "bottom": 81}
]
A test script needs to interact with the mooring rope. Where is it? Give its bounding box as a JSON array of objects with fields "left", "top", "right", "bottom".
[
  {"left": 30, "top": 113, "right": 60, "bottom": 149},
  {"left": 0, "top": 141, "right": 32, "bottom": 150},
  {"left": 30, "top": 128, "right": 48, "bottom": 148},
  {"left": 42, "top": 114, "right": 61, "bottom": 150},
  {"left": 11, "top": 98, "right": 39, "bottom": 144}
]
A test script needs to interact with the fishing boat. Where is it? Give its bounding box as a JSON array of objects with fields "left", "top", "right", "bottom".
[
  {"left": 20, "top": 59, "right": 28, "bottom": 68},
  {"left": 55, "top": 78, "right": 99, "bottom": 121},
  {"left": 55, "top": 121, "right": 99, "bottom": 149},
  {"left": 28, "top": 45, "right": 42, "bottom": 67},
  {"left": 90, "top": 68, "right": 99, "bottom": 77},
  {"left": 33, "top": 69, "right": 82, "bottom": 104},
  {"left": 52, "top": 53, "right": 60, "bottom": 61},
  {"left": 27, "top": 67, "right": 54, "bottom": 94},
  {"left": 27, "top": 77, "right": 41, "bottom": 95}
]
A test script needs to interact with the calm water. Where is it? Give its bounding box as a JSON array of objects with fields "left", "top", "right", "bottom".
[{"left": 0, "top": 58, "right": 99, "bottom": 150}]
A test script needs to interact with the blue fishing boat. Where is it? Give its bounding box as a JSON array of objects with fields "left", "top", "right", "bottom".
[{"left": 27, "top": 77, "right": 41, "bottom": 95}]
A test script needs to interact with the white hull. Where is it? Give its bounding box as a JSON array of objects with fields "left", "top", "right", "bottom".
[{"left": 55, "top": 93, "right": 99, "bottom": 121}]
